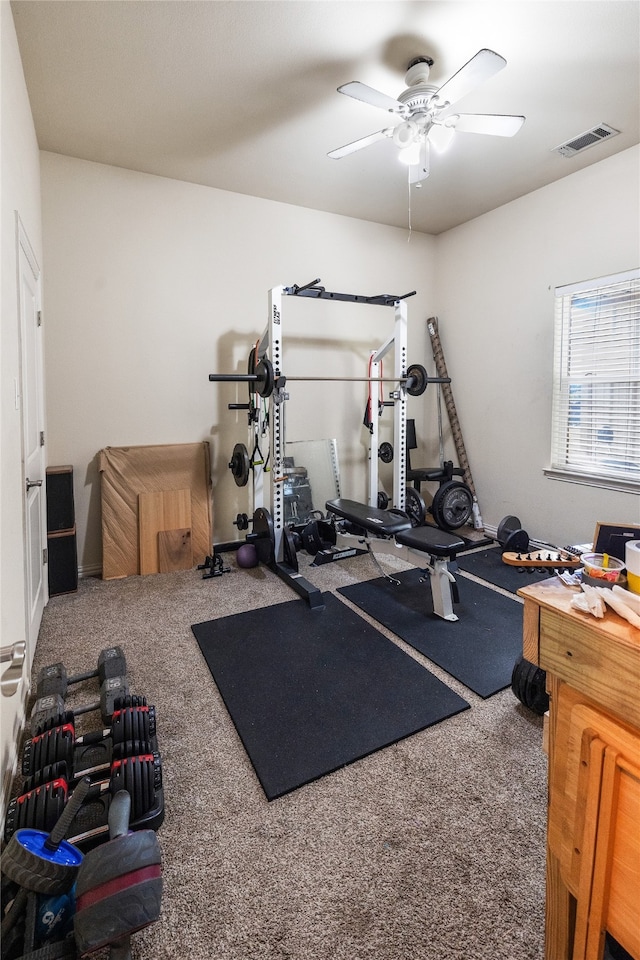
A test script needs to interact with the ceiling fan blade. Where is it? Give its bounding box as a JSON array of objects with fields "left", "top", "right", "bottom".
[
  {"left": 409, "top": 139, "right": 430, "bottom": 184},
  {"left": 434, "top": 48, "right": 507, "bottom": 108},
  {"left": 453, "top": 113, "right": 525, "bottom": 137},
  {"left": 337, "top": 81, "right": 405, "bottom": 114},
  {"left": 328, "top": 128, "right": 392, "bottom": 159}
]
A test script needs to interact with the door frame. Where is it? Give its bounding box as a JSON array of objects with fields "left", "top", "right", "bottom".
[{"left": 17, "top": 213, "right": 47, "bottom": 669}]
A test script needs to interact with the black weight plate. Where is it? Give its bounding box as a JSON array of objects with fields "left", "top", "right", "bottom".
[
  {"left": 497, "top": 515, "right": 521, "bottom": 546},
  {"left": 234, "top": 512, "right": 250, "bottom": 531},
  {"left": 431, "top": 481, "right": 473, "bottom": 530},
  {"left": 24, "top": 761, "right": 69, "bottom": 793},
  {"left": 301, "top": 520, "right": 323, "bottom": 556},
  {"left": 404, "top": 487, "right": 426, "bottom": 528},
  {"left": 378, "top": 442, "right": 393, "bottom": 464},
  {"left": 377, "top": 491, "right": 389, "bottom": 510},
  {"left": 406, "top": 363, "right": 428, "bottom": 397},
  {"left": 504, "top": 528, "right": 530, "bottom": 553},
  {"left": 255, "top": 358, "right": 274, "bottom": 398},
  {"left": 282, "top": 528, "right": 299, "bottom": 572},
  {"left": 229, "top": 443, "right": 250, "bottom": 487},
  {"left": 511, "top": 658, "right": 549, "bottom": 716},
  {"left": 36, "top": 781, "right": 66, "bottom": 835},
  {"left": 511, "top": 657, "right": 525, "bottom": 703},
  {"left": 525, "top": 664, "right": 549, "bottom": 715},
  {"left": 247, "top": 345, "right": 257, "bottom": 403},
  {"left": 251, "top": 508, "right": 275, "bottom": 564}
]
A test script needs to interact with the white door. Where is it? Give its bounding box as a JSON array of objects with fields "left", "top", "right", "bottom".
[{"left": 18, "top": 217, "right": 47, "bottom": 662}]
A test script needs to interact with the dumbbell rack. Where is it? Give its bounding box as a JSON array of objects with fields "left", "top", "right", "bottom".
[{"left": 1, "top": 650, "right": 165, "bottom": 958}]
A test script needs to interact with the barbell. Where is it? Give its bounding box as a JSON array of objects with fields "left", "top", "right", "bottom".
[{"left": 209, "top": 359, "right": 449, "bottom": 399}]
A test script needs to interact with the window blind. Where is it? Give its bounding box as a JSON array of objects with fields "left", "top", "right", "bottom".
[{"left": 550, "top": 269, "right": 640, "bottom": 490}]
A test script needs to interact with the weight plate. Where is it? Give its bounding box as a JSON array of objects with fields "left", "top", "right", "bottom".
[
  {"left": 431, "top": 481, "right": 473, "bottom": 530},
  {"left": 248, "top": 347, "right": 257, "bottom": 401},
  {"left": 301, "top": 520, "right": 323, "bottom": 556},
  {"left": 504, "top": 528, "right": 530, "bottom": 553},
  {"left": 282, "top": 528, "right": 299, "bottom": 572},
  {"left": 404, "top": 487, "right": 426, "bottom": 528},
  {"left": 378, "top": 442, "right": 393, "bottom": 464},
  {"left": 251, "top": 508, "right": 275, "bottom": 564},
  {"left": 377, "top": 491, "right": 389, "bottom": 510},
  {"left": 229, "top": 443, "right": 250, "bottom": 487},
  {"left": 233, "top": 512, "right": 250, "bottom": 531},
  {"left": 255, "top": 358, "right": 274, "bottom": 398},
  {"left": 511, "top": 657, "right": 549, "bottom": 715},
  {"left": 496, "top": 515, "right": 521, "bottom": 547},
  {"left": 406, "top": 363, "right": 428, "bottom": 397}
]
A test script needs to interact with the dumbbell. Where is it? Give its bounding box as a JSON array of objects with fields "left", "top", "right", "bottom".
[
  {"left": 29, "top": 676, "right": 133, "bottom": 735},
  {"left": 74, "top": 789, "right": 162, "bottom": 956},
  {"left": 35, "top": 646, "right": 126, "bottom": 699},
  {"left": 22, "top": 704, "right": 157, "bottom": 780},
  {"left": 4, "top": 752, "right": 162, "bottom": 845},
  {"left": 496, "top": 515, "right": 530, "bottom": 553}
]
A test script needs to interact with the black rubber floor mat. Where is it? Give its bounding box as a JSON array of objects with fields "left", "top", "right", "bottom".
[
  {"left": 192, "top": 593, "right": 469, "bottom": 800},
  {"left": 338, "top": 570, "right": 523, "bottom": 698}
]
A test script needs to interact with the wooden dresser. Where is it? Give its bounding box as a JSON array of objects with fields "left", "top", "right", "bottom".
[{"left": 519, "top": 578, "right": 640, "bottom": 960}]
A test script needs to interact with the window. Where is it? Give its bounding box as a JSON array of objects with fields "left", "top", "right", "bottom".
[{"left": 547, "top": 268, "right": 640, "bottom": 492}]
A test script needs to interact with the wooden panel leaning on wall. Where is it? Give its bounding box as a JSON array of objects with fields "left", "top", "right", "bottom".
[{"left": 98, "top": 442, "right": 213, "bottom": 579}]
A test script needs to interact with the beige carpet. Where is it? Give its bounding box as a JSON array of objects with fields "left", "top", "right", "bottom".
[{"left": 22, "top": 550, "right": 546, "bottom": 959}]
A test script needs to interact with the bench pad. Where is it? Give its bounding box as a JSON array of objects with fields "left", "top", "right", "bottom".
[
  {"left": 395, "top": 525, "right": 465, "bottom": 557},
  {"left": 325, "top": 499, "right": 411, "bottom": 536}
]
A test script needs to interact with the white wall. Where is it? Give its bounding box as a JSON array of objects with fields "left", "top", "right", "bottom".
[
  {"left": 40, "top": 153, "right": 436, "bottom": 570},
  {"left": 39, "top": 148, "right": 640, "bottom": 572},
  {"left": 434, "top": 145, "right": 640, "bottom": 547},
  {"left": 0, "top": 0, "right": 43, "bottom": 806}
]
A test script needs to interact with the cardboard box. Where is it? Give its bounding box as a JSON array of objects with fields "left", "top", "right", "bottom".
[{"left": 99, "top": 442, "right": 213, "bottom": 579}]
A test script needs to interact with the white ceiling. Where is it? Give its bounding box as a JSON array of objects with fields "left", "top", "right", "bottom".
[{"left": 11, "top": 0, "right": 640, "bottom": 235}]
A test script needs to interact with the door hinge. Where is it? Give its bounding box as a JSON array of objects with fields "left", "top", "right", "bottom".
[
  {"left": 37, "top": 311, "right": 42, "bottom": 327},
  {"left": 43, "top": 547, "right": 48, "bottom": 565},
  {"left": 40, "top": 431, "right": 45, "bottom": 447}
]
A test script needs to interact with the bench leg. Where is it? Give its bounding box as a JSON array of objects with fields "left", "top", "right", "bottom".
[{"left": 411, "top": 552, "right": 459, "bottom": 621}]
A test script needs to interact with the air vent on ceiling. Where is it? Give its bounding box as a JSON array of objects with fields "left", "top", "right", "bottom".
[{"left": 553, "top": 123, "right": 620, "bottom": 157}]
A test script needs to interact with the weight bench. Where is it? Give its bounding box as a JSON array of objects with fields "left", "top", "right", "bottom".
[{"left": 325, "top": 498, "right": 465, "bottom": 621}]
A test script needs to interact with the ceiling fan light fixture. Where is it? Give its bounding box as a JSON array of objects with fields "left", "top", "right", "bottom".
[
  {"left": 392, "top": 120, "right": 419, "bottom": 150},
  {"left": 399, "top": 140, "right": 422, "bottom": 165},
  {"left": 429, "top": 122, "right": 456, "bottom": 153}
]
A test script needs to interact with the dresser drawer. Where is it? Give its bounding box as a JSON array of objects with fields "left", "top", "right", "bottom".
[{"left": 539, "top": 607, "right": 640, "bottom": 729}]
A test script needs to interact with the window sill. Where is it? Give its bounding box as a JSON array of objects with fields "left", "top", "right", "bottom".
[{"left": 544, "top": 468, "right": 640, "bottom": 495}]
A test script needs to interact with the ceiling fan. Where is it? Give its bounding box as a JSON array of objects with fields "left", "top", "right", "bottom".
[{"left": 328, "top": 49, "right": 525, "bottom": 184}]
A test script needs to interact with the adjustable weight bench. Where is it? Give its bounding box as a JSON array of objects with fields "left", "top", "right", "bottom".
[{"left": 325, "top": 499, "right": 465, "bottom": 621}]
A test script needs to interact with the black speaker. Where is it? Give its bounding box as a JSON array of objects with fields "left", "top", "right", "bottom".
[
  {"left": 46, "top": 466, "right": 75, "bottom": 532},
  {"left": 48, "top": 530, "right": 78, "bottom": 596}
]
